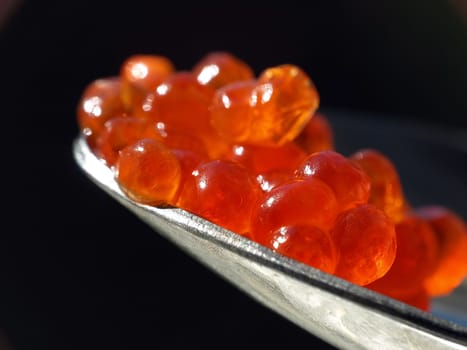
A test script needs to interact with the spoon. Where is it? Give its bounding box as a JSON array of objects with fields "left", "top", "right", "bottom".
[{"left": 73, "top": 135, "right": 467, "bottom": 350}]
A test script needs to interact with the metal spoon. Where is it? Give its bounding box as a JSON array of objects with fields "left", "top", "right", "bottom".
[{"left": 73, "top": 135, "right": 467, "bottom": 350}]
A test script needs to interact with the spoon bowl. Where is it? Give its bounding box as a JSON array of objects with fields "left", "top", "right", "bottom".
[{"left": 73, "top": 132, "right": 467, "bottom": 350}]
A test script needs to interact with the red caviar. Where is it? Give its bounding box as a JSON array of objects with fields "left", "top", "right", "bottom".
[
  {"left": 398, "top": 289, "right": 431, "bottom": 311},
  {"left": 223, "top": 142, "right": 307, "bottom": 175},
  {"left": 76, "top": 51, "right": 467, "bottom": 312},
  {"left": 192, "top": 51, "right": 254, "bottom": 89},
  {"left": 259, "top": 225, "right": 338, "bottom": 275},
  {"left": 120, "top": 54, "right": 175, "bottom": 111},
  {"left": 295, "top": 150, "right": 371, "bottom": 212},
  {"left": 350, "top": 149, "right": 409, "bottom": 223},
  {"left": 367, "top": 214, "right": 439, "bottom": 298},
  {"left": 295, "top": 112, "right": 334, "bottom": 153},
  {"left": 116, "top": 138, "right": 181, "bottom": 206},
  {"left": 77, "top": 77, "right": 127, "bottom": 147},
  {"left": 331, "top": 204, "right": 397, "bottom": 286},
  {"left": 96, "top": 116, "right": 159, "bottom": 166},
  {"left": 176, "top": 160, "right": 260, "bottom": 234},
  {"left": 250, "top": 178, "right": 339, "bottom": 239},
  {"left": 136, "top": 72, "right": 214, "bottom": 133},
  {"left": 210, "top": 64, "right": 320, "bottom": 146},
  {"left": 416, "top": 206, "right": 467, "bottom": 297}
]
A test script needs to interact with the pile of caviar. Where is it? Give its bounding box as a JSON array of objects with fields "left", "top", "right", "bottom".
[{"left": 77, "top": 51, "right": 467, "bottom": 311}]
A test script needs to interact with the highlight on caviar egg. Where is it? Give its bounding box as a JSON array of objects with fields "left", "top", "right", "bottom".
[
  {"left": 210, "top": 64, "right": 320, "bottom": 146},
  {"left": 76, "top": 51, "right": 467, "bottom": 312}
]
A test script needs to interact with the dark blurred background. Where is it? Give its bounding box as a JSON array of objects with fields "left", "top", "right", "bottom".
[{"left": 1, "top": 1, "right": 466, "bottom": 349}]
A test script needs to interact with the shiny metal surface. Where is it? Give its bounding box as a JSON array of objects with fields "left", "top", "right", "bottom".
[{"left": 73, "top": 136, "right": 467, "bottom": 350}]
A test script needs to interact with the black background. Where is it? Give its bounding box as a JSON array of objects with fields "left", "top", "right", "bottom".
[{"left": 1, "top": 1, "right": 467, "bottom": 349}]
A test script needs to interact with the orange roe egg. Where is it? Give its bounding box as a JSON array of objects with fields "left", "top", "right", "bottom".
[
  {"left": 120, "top": 54, "right": 175, "bottom": 111},
  {"left": 77, "top": 52, "right": 467, "bottom": 306},
  {"left": 151, "top": 121, "right": 208, "bottom": 155},
  {"left": 116, "top": 138, "right": 181, "bottom": 206},
  {"left": 137, "top": 72, "right": 214, "bottom": 130},
  {"left": 416, "top": 205, "right": 467, "bottom": 297},
  {"left": 210, "top": 64, "right": 319, "bottom": 146},
  {"left": 172, "top": 149, "right": 208, "bottom": 176},
  {"left": 172, "top": 149, "right": 209, "bottom": 198},
  {"left": 137, "top": 72, "right": 227, "bottom": 158},
  {"left": 366, "top": 214, "right": 439, "bottom": 298},
  {"left": 399, "top": 289, "right": 431, "bottom": 311},
  {"left": 258, "top": 225, "right": 338, "bottom": 274},
  {"left": 295, "top": 112, "right": 334, "bottom": 153},
  {"left": 76, "top": 77, "right": 126, "bottom": 147},
  {"left": 295, "top": 150, "right": 371, "bottom": 212},
  {"left": 209, "top": 80, "right": 257, "bottom": 142},
  {"left": 192, "top": 51, "right": 254, "bottom": 89},
  {"left": 330, "top": 204, "right": 397, "bottom": 286},
  {"left": 96, "top": 116, "right": 160, "bottom": 166},
  {"left": 350, "top": 149, "right": 408, "bottom": 223},
  {"left": 221, "top": 141, "right": 306, "bottom": 193},
  {"left": 250, "top": 178, "right": 339, "bottom": 242},
  {"left": 176, "top": 160, "right": 261, "bottom": 234},
  {"left": 256, "top": 171, "right": 291, "bottom": 192},
  {"left": 224, "top": 142, "right": 307, "bottom": 175}
]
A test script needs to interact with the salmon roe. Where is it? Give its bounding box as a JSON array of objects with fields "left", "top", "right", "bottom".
[
  {"left": 192, "top": 51, "right": 254, "bottom": 89},
  {"left": 331, "top": 204, "right": 397, "bottom": 286},
  {"left": 136, "top": 72, "right": 214, "bottom": 133},
  {"left": 116, "top": 138, "right": 181, "bottom": 206},
  {"left": 250, "top": 178, "right": 339, "bottom": 239},
  {"left": 77, "top": 77, "right": 127, "bottom": 147},
  {"left": 295, "top": 150, "right": 371, "bottom": 212},
  {"left": 261, "top": 225, "right": 338, "bottom": 275},
  {"left": 367, "top": 214, "right": 439, "bottom": 298},
  {"left": 120, "top": 54, "right": 175, "bottom": 111},
  {"left": 223, "top": 142, "right": 307, "bottom": 175},
  {"left": 77, "top": 51, "right": 467, "bottom": 312},
  {"left": 176, "top": 160, "right": 260, "bottom": 235},
  {"left": 350, "top": 149, "right": 409, "bottom": 223},
  {"left": 295, "top": 112, "right": 335, "bottom": 153},
  {"left": 95, "top": 116, "right": 159, "bottom": 166},
  {"left": 210, "top": 64, "right": 320, "bottom": 146},
  {"left": 416, "top": 206, "right": 467, "bottom": 297}
]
